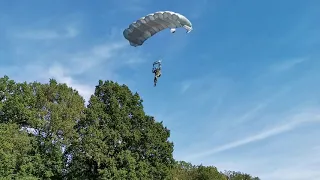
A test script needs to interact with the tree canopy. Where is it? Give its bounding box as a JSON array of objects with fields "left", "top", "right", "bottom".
[{"left": 0, "top": 75, "right": 260, "bottom": 180}]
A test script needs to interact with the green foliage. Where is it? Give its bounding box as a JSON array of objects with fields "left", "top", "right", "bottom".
[
  {"left": 223, "top": 171, "right": 261, "bottom": 180},
  {"left": 0, "top": 123, "right": 32, "bottom": 179},
  {"left": 171, "top": 161, "right": 227, "bottom": 180},
  {"left": 0, "top": 75, "right": 260, "bottom": 180},
  {"left": 0, "top": 76, "right": 85, "bottom": 179},
  {"left": 67, "top": 80, "right": 174, "bottom": 179},
  {"left": 170, "top": 162, "right": 261, "bottom": 180}
]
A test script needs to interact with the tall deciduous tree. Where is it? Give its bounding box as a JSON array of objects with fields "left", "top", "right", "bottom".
[
  {"left": 0, "top": 76, "right": 85, "bottom": 179},
  {"left": 67, "top": 80, "right": 174, "bottom": 179}
]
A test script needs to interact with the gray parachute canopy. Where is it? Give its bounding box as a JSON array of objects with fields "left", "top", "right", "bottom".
[{"left": 123, "top": 11, "right": 192, "bottom": 47}]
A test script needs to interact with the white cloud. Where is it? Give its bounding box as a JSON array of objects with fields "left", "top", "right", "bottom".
[
  {"left": 263, "top": 165, "right": 320, "bottom": 180},
  {"left": 234, "top": 87, "right": 291, "bottom": 124},
  {"left": 269, "top": 58, "right": 307, "bottom": 72},
  {"left": 210, "top": 147, "right": 320, "bottom": 180},
  {"left": 66, "top": 42, "right": 129, "bottom": 75},
  {"left": 2, "top": 24, "right": 146, "bottom": 102},
  {"left": 110, "top": 0, "right": 149, "bottom": 14},
  {"left": 13, "top": 25, "right": 79, "bottom": 40},
  {"left": 180, "top": 81, "right": 192, "bottom": 94},
  {"left": 188, "top": 0, "right": 209, "bottom": 19},
  {"left": 35, "top": 41, "right": 143, "bottom": 100},
  {"left": 0, "top": 63, "right": 94, "bottom": 102},
  {"left": 48, "top": 65, "right": 93, "bottom": 101},
  {"left": 254, "top": 145, "right": 320, "bottom": 180},
  {"left": 179, "top": 75, "right": 233, "bottom": 95},
  {"left": 184, "top": 109, "right": 320, "bottom": 161}
]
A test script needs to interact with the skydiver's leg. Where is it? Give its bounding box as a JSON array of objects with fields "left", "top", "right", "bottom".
[{"left": 154, "top": 76, "right": 157, "bottom": 86}]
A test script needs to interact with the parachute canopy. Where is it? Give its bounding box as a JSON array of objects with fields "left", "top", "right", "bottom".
[{"left": 123, "top": 11, "right": 192, "bottom": 47}]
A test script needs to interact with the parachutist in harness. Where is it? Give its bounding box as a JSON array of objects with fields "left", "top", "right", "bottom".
[{"left": 152, "top": 60, "right": 162, "bottom": 87}]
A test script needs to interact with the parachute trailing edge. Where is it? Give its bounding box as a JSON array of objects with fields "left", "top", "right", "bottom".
[{"left": 123, "top": 11, "right": 193, "bottom": 47}]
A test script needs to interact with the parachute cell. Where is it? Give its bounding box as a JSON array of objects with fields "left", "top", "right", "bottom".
[{"left": 123, "top": 11, "right": 192, "bottom": 47}]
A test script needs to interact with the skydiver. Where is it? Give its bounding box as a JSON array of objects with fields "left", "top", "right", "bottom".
[
  {"left": 152, "top": 67, "right": 161, "bottom": 87},
  {"left": 152, "top": 60, "right": 162, "bottom": 87}
]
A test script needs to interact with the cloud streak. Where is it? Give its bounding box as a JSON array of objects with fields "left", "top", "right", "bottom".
[
  {"left": 48, "top": 64, "right": 93, "bottom": 102},
  {"left": 2, "top": 23, "right": 146, "bottom": 103},
  {"left": 269, "top": 58, "right": 307, "bottom": 72},
  {"left": 184, "top": 109, "right": 320, "bottom": 161},
  {"left": 188, "top": 0, "right": 209, "bottom": 19},
  {"left": 12, "top": 25, "right": 79, "bottom": 40},
  {"left": 234, "top": 87, "right": 291, "bottom": 124},
  {"left": 259, "top": 145, "right": 320, "bottom": 180}
]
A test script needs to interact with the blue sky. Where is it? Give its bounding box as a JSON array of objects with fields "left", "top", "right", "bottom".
[{"left": 1, "top": 0, "right": 320, "bottom": 179}]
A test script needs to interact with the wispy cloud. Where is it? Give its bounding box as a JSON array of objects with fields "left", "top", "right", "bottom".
[
  {"left": 234, "top": 87, "right": 291, "bottom": 124},
  {"left": 110, "top": 0, "right": 149, "bottom": 14},
  {"left": 180, "top": 81, "right": 192, "bottom": 94},
  {"left": 184, "top": 108, "right": 320, "bottom": 161},
  {"left": 2, "top": 23, "right": 146, "bottom": 102},
  {"left": 12, "top": 25, "right": 79, "bottom": 40},
  {"left": 255, "top": 145, "right": 320, "bottom": 180},
  {"left": 210, "top": 145, "right": 320, "bottom": 180},
  {"left": 48, "top": 64, "right": 93, "bottom": 101},
  {"left": 269, "top": 58, "right": 307, "bottom": 72},
  {"left": 188, "top": 0, "right": 209, "bottom": 19},
  {"left": 179, "top": 74, "right": 233, "bottom": 94},
  {"left": 263, "top": 163, "right": 320, "bottom": 180}
]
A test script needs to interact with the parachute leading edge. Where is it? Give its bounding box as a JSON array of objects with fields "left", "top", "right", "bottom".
[{"left": 123, "top": 11, "right": 193, "bottom": 47}]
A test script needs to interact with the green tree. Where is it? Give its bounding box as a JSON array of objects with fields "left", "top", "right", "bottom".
[
  {"left": 171, "top": 161, "right": 227, "bottom": 180},
  {"left": 66, "top": 80, "right": 174, "bottom": 180},
  {"left": 194, "top": 165, "right": 227, "bottom": 180},
  {"left": 0, "top": 123, "right": 38, "bottom": 179},
  {"left": 224, "top": 170, "right": 260, "bottom": 180},
  {"left": 0, "top": 76, "right": 85, "bottom": 179},
  {"left": 171, "top": 161, "right": 196, "bottom": 180}
]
